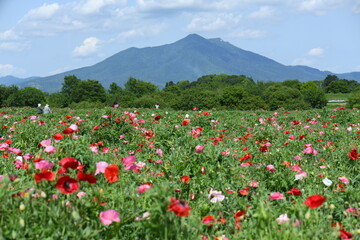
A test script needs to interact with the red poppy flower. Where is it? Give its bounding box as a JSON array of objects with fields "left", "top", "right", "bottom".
[
  {"left": 60, "top": 157, "right": 80, "bottom": 169},
  {"left": 53, "top": 134, "right": 64, "bottom": 140},
  {"left": 287, "top": 188, "right": 302, "bottom": 195},
  {"left": 182, "top": 119, "right": 191, "bottom": 126},
  {"left": 304, "top": 194, "right": 326, "bottom": 208},
  {"left": 104, "top": 164, "right": 119, "bottom": 183},
  {"left": 168, "top": 198, "right": 191, "bottom": 217},
  {"left": 56, "top": 175, "right": 79, "bottom": 194},
  {"left": 202, "top": 215, "right": 216, "bottom": 225},
  {"left": 339, "top": 229, "right": 352, "bottom": 239},
  {"left": 65, "top": 115, "right": 72, "bottom": 120},
  {"left": 180, "top": 176, "right": 190, "bottom": 183},
  {"left": 348, "top": 148, "right": 359, "bottom": 160},
  {"left": 34, "top": 170, "right": 56, "bottom": 183},
  {"left": 62, "top": 127, "right": 74, "bottom": 134},
  {"left": 77, "top": 171, "right": 97, "bottom": 184}
]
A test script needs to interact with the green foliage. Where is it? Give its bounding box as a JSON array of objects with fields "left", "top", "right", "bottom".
[
  {"left": 174, "top": 89, "right": 220, "bottom": 110},
  {"left": 325, "top": 80, "right": 351, "bottom": 93},
  {"left": 302, "top": 88, "right": 327, "bottom": 109},
  {"left": 69, "top": 101, "right": 106, "bottom": 109},
  {"left": 219, "top": 86, "right": 248, "bottom": 108},
  {"left": 263, "top": 85, "right": 309, "bottom": 110},
  {"left": 125, "top": 77, "right": 157, "bottom": 96},
  {"left": 4, "top": 87, "right": 45, "bottom": 107},
  {"left": 346, "top": 90, "right": 360, "bottom": 108}
]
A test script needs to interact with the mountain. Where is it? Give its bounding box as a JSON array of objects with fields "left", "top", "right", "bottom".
[
  {"left": 0, "top": 75, "right": 39, "bottom": 86},
  {"left": 14, "top": 34, "right": 360, "bottom": 93}
]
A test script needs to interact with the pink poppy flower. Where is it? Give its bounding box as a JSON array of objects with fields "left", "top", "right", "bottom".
[
  {"left": 95, "top": 161, "right": 108, "bottom": 175},
  {"left": 138, "top": 183, "right": 152, "bottom": 194},
  {"left": 295, "top": 171, "right": 307, "bottom": 180},
  {"left": 39, "top": 138, "right": 51, "bottom": 147},
  {"left": 99, "top": 209, "right": 120, "bottom": 225},
  {"left": 35, "top": 160, "right": 54, "bottom": 170},
  {"left": 44, "top": 145, "right": 56, "bottom": 153},
  {"left": 156, "top": 149, "right": 163, "bottom": 158},
  {"left": 269, "top": 192, "right": 285, "bottom": 200},
  {"left": 338, "top": 177, "right": 349, "bottom": 184},
  {"left": 208, "top": 189, "right": 225, "bottom": 203},
  {"left": 195, "top": 145, "right": 204, "bottom": 153},
  {"left": 266, "top": 164, "right": 276, "bottom": 172}
]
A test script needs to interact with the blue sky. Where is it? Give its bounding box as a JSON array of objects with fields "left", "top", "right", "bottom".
[{"left": 0, "top": 0, "right": 359, "bottom": 78}]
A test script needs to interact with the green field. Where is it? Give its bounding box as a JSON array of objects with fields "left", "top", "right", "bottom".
[{"left": 0, "top": 107, "right": 359, "bottom": 239}]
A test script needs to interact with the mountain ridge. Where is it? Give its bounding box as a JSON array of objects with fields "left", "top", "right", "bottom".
[{"left": 2, "top": 33, "right": 359, "bottom": 93}]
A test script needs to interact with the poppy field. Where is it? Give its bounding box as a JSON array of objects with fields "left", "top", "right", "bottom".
[{"left": 0, "top": 106, "right": 359, "bottom": 239}]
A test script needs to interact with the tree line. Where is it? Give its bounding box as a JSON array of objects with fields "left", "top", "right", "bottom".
[{"left": 1, "top": 74, "right": 360, "bottom": 110}]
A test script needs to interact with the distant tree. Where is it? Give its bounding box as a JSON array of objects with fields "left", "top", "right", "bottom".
[
  {"left": 238, "top": 95, "right": 269, "bottom": 110},
  {"left": 347, "top": 91, "right": 360, "bottom": 108},
  {"left": 323, "top": 75, "right": 339, "bottom": 88},
  {"left": 77, "top": 80, "right": 107, "bottom": 103},
  {"left": 47, "top": 92, "right": 68, "bottom": 108},
  {"left": 263, "top": 85, "right": 309, "bottom": 110},
  {"left": 5, "top": 87, "right": 45, "bottom": 107},
  {"left": 0, "top": 85, "right": 19, "bottom": 107},
  {"left": 282, "top": 79, "right": 302, "bottom": 90},
  {"left": 300, "top": 81, "right": 318, "bottom": 92},
  {"left": 108, "top": 82, "right": 122, "bottom": 95},
  {"left": 174, "top": 89, "right": 220, "bottom": 110},
  {"left": 176, "top": 80, "right": 191, "bottom": 90},
  {"left": 219, "top": 86, "right": 248, "bottom": 108},
  {"left": 302, "top": 88, "right": 327, "bottom": 109},
  {"left": 125, "top": 77, "right": 157, "bottom": 96},
  {"left": 325, "top": 80, "right": 350, "bottom": 93}
]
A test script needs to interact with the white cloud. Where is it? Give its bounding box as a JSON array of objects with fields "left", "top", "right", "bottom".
[
  {"left": 307, "top": 47, "right": 324, "bottom": 56},
  {"left": 298, "top": 0, "right": 343, "bottom": 14},
  {"left": 187, "top": 13, "right": 241, "bottom": 32},
  {"left": 353, "top": 0, "right": 360, "bottom": 13},
  {"left": 136, "top": 0, "right": 238, "bottom": 12},
  {"left": 73, "top": 37, "right": 101, "bottom": 57},
  {"left": 0, "top": 30, "right": 20, "bottom": 41},
  {"left": 248, "top": 6, "right": 275, "bottom": 19},
  {"left": 77, "top": 0, "right": 127, "bottom": 15},
  {"left": 230, "top": 29, "right": 266, "bottom": 39},
  {"left": 0, "top": 64, "right": 16, "bottom": 76},
  {"left": 355, "top": 65, "right": 360, "bottom": 71},
  {"left": 23, "top": 3, "right": 61, "bottom": 20},
  {"left": 0, "top": 42, "right": 29, "bottom": 51}
]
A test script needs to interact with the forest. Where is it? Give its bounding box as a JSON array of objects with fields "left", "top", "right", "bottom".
[{"left": 1, "top": 74, "right": 360, "bottom": 110}]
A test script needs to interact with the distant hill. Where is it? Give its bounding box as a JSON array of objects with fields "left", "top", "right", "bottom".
[
  {"left": 7, "top": 33, "right": 360, "bottom": 93},
  {"left": 0, "top": 76, "right": 39, "bottom": 86}
]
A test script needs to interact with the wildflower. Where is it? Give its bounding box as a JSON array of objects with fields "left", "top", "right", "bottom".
[
  {"left": 338, "top": 176, "right": 349, "bottom": 184},
  {"left": 34, "top": 170, "right": 56, "bottom": 183},
  {"left": 348, "top": 148, "right": 359, "bottom": 160},
  {"left": 95, "top": 161, "right": 108, "bottom": 175},
  {"left": 295, "top": 171, "right": 307, "bottom": 181},
  {"left": 35, "top": 160, "right": 54, "bottom": 170},
  {"left": 138, "top": 183, "right": 152, "bottom": 194},
  {"left": 266, "top": 164, "right": 276, "bottom": 172},
  {"left": 168, "top": 198, "right": 191, "bottom": 217},
  {"left": 182, "top": 119, "right": 191, "bottom": 126},
  {"left": 287, "top": 188, "right": 302, "bottom": 195},
  {"left": 56, "top": 175, "right": 79, "bottom": 194},
  {"left": 99, "top": 209, "right": 120, "bottom": 225},
  {"left": 195, "top": 145, "right": 204, "bottom": 153},
  {"left": 104, "top": 164, "right": 119, "bottom": 183},
  {"left": 304, "top": 195, "right": 326, "bottom": 208},
  {"left": 322, "top": 178, "right": 333, "bottom": 186},
  {"left": 269, "top": 192, "right": 286, "bottom": 200},
  {"left": 276, "top": 214, "right": 290, "bottom": 224},
  {"left": 180, "top": 176, "right": 190, "bottom": 183},
  {"left": 77, "top": 171, "right": 97, "bottom": 184},
  {"left": 208, "top": 189, "right": 225, "bottom": 203}
]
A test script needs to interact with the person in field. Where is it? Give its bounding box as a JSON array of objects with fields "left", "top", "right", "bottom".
[
  {"left": 44, "top": 104, "right": 51, "bottom": 114},
  {"left": 37, "top": 104, "right": 43, "bottom": 115}
]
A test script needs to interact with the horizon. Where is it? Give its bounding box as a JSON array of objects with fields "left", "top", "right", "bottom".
[{"left": 1, "top": 0, "right": 360, "bottom": 79}]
